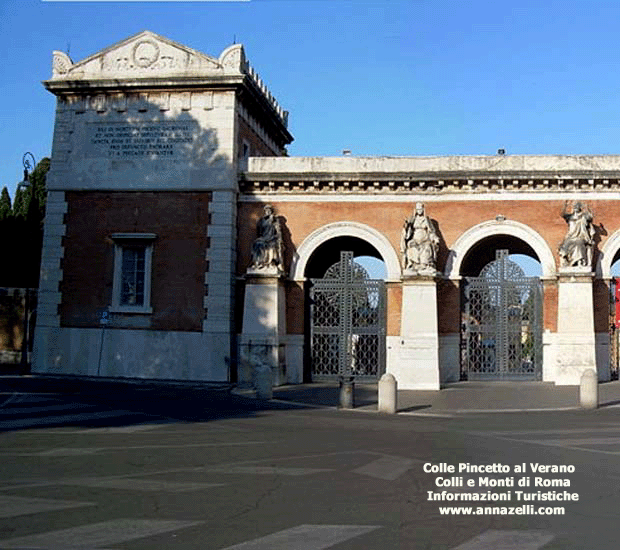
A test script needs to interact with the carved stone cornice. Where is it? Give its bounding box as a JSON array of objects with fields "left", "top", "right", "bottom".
[{"left": 240, "top": 174, "right": 620, "bottom": 195}]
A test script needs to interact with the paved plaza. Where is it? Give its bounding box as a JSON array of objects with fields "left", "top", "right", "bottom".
[{"left": 0, "top": 376, "right": 620, "bottom": 549}]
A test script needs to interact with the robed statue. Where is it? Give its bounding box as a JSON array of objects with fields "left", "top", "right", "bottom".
[
  {"left": 249, "top": 204, "right": 284, "bottom": 273},
  {"left": 401, "top": 202, "right": 440, "bottom": 275},
  {"left": 558, "top": 201, "right": 595, "bottom": 268}
]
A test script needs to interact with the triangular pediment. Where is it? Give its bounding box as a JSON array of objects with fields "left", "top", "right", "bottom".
[{"left": 51, "top": 31, "right": 243, "bottom": 80}]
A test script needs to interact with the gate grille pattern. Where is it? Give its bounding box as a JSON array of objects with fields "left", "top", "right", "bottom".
[
  {"left": 610, "top": 278, "right": 620, "bottom": 380},
  {"left": 462, "top": 251, "right": 543, "bottom": 380},
  {"left": 310, "top": 252, "right": 386, "bottom": 381}
]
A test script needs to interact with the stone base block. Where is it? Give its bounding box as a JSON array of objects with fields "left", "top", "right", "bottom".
[
  {"left": 439, "top": 333, "right": 460, "bottom": 384},
  {"left": 239, "top": 337, "right": 286, "bottom": 388},
  {"left": 387, "top": 335, "right": 440, "bottom": 390},
  {"left": 553, "top": 334, "right": 597, "bottom": 386},
  {"left": 32, "top": 326, "right": 230, "bottom": 381}
]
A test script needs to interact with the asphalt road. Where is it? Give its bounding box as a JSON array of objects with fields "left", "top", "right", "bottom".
[{"left": 0, "top": 386, "right": 619, "bottom": 549}]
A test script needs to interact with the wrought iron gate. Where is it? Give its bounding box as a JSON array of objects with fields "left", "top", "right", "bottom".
[
  {"left": 610, "top": 278, "right": 620, "bottom": 380},
  {"left": 310, "top": 251, "right": 386, "bottom": 381},
  {"left": 462, "top": 250, "right": 543, "bottom": 380}
]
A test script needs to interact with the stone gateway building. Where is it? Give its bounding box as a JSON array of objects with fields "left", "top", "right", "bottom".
[{"left": 34, "top": 31, "right": 620, "bottom": 390}]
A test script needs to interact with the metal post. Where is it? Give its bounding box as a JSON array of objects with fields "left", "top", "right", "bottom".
[
  {"left": 20, "top": 288, "right": 29, "bottom": 372},
  {"left": 339, "top": 252, "right": 356, "bottom": 408},
  {"left": 18, "top": 153, "right": 35, "bottom": 375},
  {"left": 339, "top": 375, "right": 355, "bottom": 408}
]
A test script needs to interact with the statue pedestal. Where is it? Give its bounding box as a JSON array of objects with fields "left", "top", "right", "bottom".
[
  {"left": 239, "top": 273, "right": 286, "bottom": 389},
  {"left": 390, "top": 276, "right": 440, "bottom": 390},
  {"left": 554, "top": 267, "right": 597, "bottom": 385}
]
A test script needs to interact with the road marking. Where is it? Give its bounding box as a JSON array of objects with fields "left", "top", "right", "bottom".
[
  {"left": 203, "top": 466, "right": 333, "bottom": 476},
  {"left": 0, "top": 393, "right": 20, "bottom": 408},
  {"left": 475, "top": 426, "right": 620, "bottom": 436},
  {"left": 521, "top": 437, "right": 620, "bottom": 446},
  {"left": 220, "top": 524, "right": 381, "bottom": 550},
  {"left": 78, "top": 422, "right": 174, "bottom": 433},
  {"left": 0, "top": 403, "right": 99, "bottom": 416},
  {"left": 0, "top": 440, "right": 274, "bottom": 458},
  {"left": 61, "top": 478, "right": 225, "bottom": 492},
  {"left": 353, "top": 456, "right": 415, "bottom": 480},
  {"left": 451, "top": 530, "right": 554, "bottom": 550},
  {"left": 473, "top": 430, "right": 620, "bottom": 456},
  {"left": 0, "top": 519, "right": 203, "bottom": 548},
  {"left": 39, "top": 447, "right": 101, "bottom": 456},
  {"left": 0, "top": 409, "right": 141, "bottom": 430},
  {"left": 0, "top": 495, "right": 95, "bottom": 519}
]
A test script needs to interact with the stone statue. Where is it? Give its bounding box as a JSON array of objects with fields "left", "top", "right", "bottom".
[
  {"left": 401, "top": 202, "right": 440, "bottom": 275},
  {"left": 558, "top": 201, "right": 595, "bottom": 268},
  {"left": 249, "top": 204, "right": 284, "bottom": 273}
]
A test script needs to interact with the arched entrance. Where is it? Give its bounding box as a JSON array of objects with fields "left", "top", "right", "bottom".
[
  {"left": 457, "top": 229, "right": 545, "bottom": 381},
  {"left": 601, "top": 232, "right": 620, "bottom": 381},
  {"left": 303, "top": 236, "right": 388, "bottom": 382},
  {"left": 461, "top": 249, "right": 543, "bottom": 380}
]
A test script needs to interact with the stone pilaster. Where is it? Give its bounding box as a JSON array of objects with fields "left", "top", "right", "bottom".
[
  {"left": 32, "top": 191, "right": 67, "bottom": 372},
  {"left": 239, "top": 272, "right": 287, "bottom": 389},
  {"left": 554, "top": 267, "right": 597, "bottom": 385},
  {"left": 389, "top": 275, "right": 440, "bottom": 390},
  {"left": 203, "top": 190, "right": 237, "bottom": 376}
]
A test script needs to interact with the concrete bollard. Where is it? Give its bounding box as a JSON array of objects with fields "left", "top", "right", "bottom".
[
  {"left": 378, "top": 373, "right": 397, "bottom": 414},
  {"left": 579, "top": 369, "right": 598, "bottom": 410},
  {"left": 255, "top": 364, "right": 273, "bottom": 400},
  {"left": 339, "top": 377, "right": 355, "bottom": 409}
]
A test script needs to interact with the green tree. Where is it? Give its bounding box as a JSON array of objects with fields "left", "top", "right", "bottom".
[
  {"left": 0, "top": 157, "right": 50, "bottom": 287},
  {"left": 29, "top": 157, "right": 50, "bottom": 224},
  {"left": 12, "top": 186, "right": 27, "bottom": 220},
  {"left": 0, "top": 187, "right": 11, "bottom": 221}
]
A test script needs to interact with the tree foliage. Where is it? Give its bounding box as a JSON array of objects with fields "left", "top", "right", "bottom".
[
  {"left": 0, "top": 188, "right": 11, "bottom": 221},
  {"left": 0, "top": 157, "right": 50, "bottom": 287}
]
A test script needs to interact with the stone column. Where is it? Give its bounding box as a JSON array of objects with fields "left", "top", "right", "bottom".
[
  {"left": 239, "top": 270, "right": 287, "bottom": 389},
  {"left": 554, "top": 267, "right": 597, "bottom": 385},
  {"left": 391, "top": 276, "right": 440, "bottom": 390}
]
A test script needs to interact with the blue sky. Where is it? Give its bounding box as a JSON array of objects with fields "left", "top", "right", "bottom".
[{"left": 2, "top": 0, "right": 620, "bottom": 201}]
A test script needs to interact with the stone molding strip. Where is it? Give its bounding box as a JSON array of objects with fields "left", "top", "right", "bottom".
[{"left": 241, "top": 175, "right": 620, "bottom": 195}]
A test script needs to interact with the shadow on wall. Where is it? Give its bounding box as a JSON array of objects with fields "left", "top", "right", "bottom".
[{"left": 44, "top": 97, "right": 237, "bottom": 380}]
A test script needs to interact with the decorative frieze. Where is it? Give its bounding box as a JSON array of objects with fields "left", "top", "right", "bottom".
[{"left": 240, "top": 176, "right": 620, "bottom": 195}]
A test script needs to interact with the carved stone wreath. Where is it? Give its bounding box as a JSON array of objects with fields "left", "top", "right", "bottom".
[{"left": 132, "top": 40, "right": 160, "bottom": 68}]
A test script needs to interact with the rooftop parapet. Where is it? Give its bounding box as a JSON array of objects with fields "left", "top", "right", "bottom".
[
  {"left": 242, "top": 154, "right": 620, "bottom": 194},
  {"left": 45, "top": 30, "right": 288, "bottom": 128},
  {"left": 246, "top": 154, "right": 620, "bottom": 178}
]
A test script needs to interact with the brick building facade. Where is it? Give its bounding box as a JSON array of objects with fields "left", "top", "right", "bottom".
[{"left": 34, "top": 32, "right": 620, "bottom": 388}]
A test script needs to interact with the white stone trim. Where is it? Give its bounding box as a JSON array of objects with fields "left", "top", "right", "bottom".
[
  {"left": 598, "top": 228, "right": 620, "bottom": 278},
  {"left": 110, "top": 234, "right": 155, "bottom": 314},
  {"left": 36, "top": 191, "right": 66, "bottom": 328},
  {"left": 203, "top": 190, "right": 236, "bottom": 334},
  {"left": 290, "top": 221, "right": 401, "bottom": 282},
  {"left": 247, "top": 154, "right": 620, "bottom": 174},
  {"left": 239, "top": 191, "right": 620, "bottom": 203},
  {"left": 445, "top": 219, "right": 556, "bottom": 279}
]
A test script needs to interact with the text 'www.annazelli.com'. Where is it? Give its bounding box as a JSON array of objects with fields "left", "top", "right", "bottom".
[{"left": 439, "top": 505, "right": 565, "bottom": 515}]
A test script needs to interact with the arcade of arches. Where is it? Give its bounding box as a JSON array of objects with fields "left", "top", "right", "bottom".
[
  {"left": 238, "top": 157, "right": 620, "bottom": 390},
  {"left": 36, "top": 33, "right": 620, "bottom": 389}
]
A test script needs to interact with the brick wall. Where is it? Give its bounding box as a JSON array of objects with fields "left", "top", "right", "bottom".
[
  {"left": 60, "top": 191, "right": 210, "bottom": 332},
  {"left": 237, "top": 115, "right": 280, "bottom": 159},
  {"left": 238, "top": 198, "right": 620, "bottom": 337}
]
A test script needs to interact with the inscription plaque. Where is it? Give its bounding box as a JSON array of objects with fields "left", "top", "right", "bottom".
[{"left": 86, "top": 121, "right": 196, "bottom": 159}]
